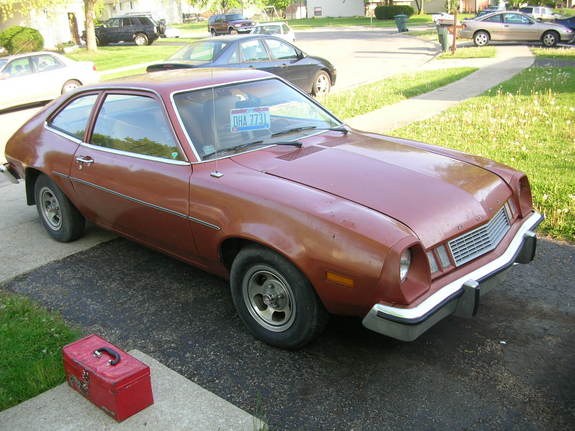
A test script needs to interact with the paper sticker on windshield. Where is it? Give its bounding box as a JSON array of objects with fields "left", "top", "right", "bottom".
[{"left": 230, "top": 107, "right": 270, "bottom": 132}]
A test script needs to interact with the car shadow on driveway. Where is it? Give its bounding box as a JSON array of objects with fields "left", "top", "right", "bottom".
[{"left": 1, "top": 237, "right": 573, "bottom": 430}]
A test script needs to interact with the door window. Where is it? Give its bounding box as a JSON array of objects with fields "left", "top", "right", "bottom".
[
  {"left": 48, "top": 94, "right": 98, "bottom": 140},
  {"left": 34, "top": 54, "right": 64, "bottom": 72},
  {"left": 90, "top": 94, "right": 185, "bottom": 161},
  {"left": 266, "top": 39, "right": 298, "bottom": 60},
  {"left": 4, "top": 58, "right": 33, "bottom": 77},
  {"left": 503, "top": 13, "right": 531, "bottom": 24},
  {"left": 240, "top": 40, "right": 269, "bottom": 62}
]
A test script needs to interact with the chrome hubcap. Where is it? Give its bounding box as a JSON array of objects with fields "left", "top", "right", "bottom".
[
  {"left": 243, "top": 266, "right": 295, "bottom": 332},
  {"left": 315, "top": 74, "right": 329, "bottom": 96},
  {"left": 39, "top": 187, "right": 62, "bottom": 230}
]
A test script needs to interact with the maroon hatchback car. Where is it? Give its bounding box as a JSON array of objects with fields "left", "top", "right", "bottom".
[{"left": 2, "top": 69, "right": 542, "bottom": 349}]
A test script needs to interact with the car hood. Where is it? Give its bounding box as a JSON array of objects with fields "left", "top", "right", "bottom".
[{"left": 234, "top": 133, "right": 511, "bottom": 247}]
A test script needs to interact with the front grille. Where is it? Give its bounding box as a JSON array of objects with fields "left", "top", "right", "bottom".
[{"left": 448, "top": 206, "right": 511, "bottom": 267}]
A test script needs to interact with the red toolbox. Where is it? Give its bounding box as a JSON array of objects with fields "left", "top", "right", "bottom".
[{"left": 62, "top": 334, "right": 153, "bottom": 421}]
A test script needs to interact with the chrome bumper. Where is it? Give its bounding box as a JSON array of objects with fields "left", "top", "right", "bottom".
[
  {"left": 0, "top": 163, "right": 20, "bottom": 184},
  {"left": 362, "top": 211, "right": 543, "bottom": 342}
]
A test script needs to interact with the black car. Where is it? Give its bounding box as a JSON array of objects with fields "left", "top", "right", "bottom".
[
  {"left": 555, "top": 16, "right": 575, "bottom": 32},
  {"left": 146, "top": 35, "right": 336, "bottom": 96},
  {"left": 92, "top": 15, "right": 166, "bottom": 46},
  {"left": 207, "top": 13, "right": 255, "bottom": 36}
]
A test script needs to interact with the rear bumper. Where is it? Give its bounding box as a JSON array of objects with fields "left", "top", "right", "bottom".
[
  {"left": 362, "top": 211, "right": 543, "bottom": 341},
  {"left": 1, "top": 163, "right": 20, "bottom": 184}
]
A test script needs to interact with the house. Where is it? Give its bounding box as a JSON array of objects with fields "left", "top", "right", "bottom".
[
  {"left": 0, "top": 1, "right": 86, "bottom": 49},
  {"left": 306, "top": 0, "right": 365, "bottom": 18}
]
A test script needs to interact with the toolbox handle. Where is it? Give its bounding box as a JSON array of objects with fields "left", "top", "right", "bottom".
[{"left": 94, "top": 347, "right": 121, "bottom": 365}]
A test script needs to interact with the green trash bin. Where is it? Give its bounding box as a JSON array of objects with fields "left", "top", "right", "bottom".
[
  {"left": 394, "top": 14, "right": 408, "bottom": 33},
  {"left": 436, "top": 24, "right": 450, "bottom": 52}
]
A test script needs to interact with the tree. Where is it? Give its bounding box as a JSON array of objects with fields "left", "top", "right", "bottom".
[{"left": 84, "top": 0, "right": 97, "bottom": 52}]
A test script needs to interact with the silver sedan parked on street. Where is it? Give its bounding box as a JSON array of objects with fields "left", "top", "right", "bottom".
[
  {"left": 460, "top": 11, "right": 574, "bottom": 47},
  {"left": 0, "top": 51, "right": 99, "bottom": 111}
]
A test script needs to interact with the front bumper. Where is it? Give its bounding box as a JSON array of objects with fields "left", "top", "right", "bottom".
[{"left": 362, "top": 211, "right": 543, "bottom": 341}]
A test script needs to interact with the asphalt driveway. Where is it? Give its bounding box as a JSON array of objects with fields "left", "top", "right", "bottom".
[{"left": 2, "top": 236, "right": 573, "bottom": 430}]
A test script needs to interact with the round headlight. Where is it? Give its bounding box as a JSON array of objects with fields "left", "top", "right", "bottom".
[{"left": 400, "top": 249, "right": 411, "bottom": 282}]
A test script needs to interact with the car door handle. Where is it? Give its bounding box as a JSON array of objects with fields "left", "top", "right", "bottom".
[{"left": 75, "top": 156, "right": 94, "bottom": 165}]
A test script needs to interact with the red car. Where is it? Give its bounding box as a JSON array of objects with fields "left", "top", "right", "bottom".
[{"left": 2, "top": 69, "right": 542, "bottom": 349}]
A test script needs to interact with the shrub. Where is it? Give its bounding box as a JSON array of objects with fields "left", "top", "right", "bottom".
[
  {"left": 0, "top": 26, "right": 43, "bottom": 54},
  {"left": 374, "top": 5, "right": 415, "bottom": 20}
]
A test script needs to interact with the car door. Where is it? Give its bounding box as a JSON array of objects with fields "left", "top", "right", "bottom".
[
  {"left": 262, "top": 38, "right": 313, "bottom": 90},
  {"left": 70, "top": 91, "right": 198, "bottom": 257},
  {"left": 0, "top": 56, "right": 37, "bottom": 108},
  {"left": 30, "top": 53, "right": 68, "bottom": 100},
  {"left": 104, "top": 18, "right": 122, "bottom": 43},
  {"left": 500, "top": 13, "right": 535, "bottom": 41},
  {"left": 479, "top": 13, "right": 505, "bottom": 40}
]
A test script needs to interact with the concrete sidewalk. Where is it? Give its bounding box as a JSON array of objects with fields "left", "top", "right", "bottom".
[
  {"left": 0, "top": 43, "right": 536, "bottom": 429},
  {"left": 0, "top": 350, "right": 264, "bottom": 430},
  {"left": 347, "top": 45, "right": 535, "bottom": 132}
]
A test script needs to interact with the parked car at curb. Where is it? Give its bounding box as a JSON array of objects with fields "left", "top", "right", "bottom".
[
  {"left": 555, "top": 16, "right": 575, "bottom": 32},
  {"left": 87, "top": 14, "right": 166, "bottom": 46},
  {"left": 518, "top": 6, "right": 559, "bottom": 21},
  {"left": 146, "top": 34, "right": 336, "bottom": 97},
  {"left": 3, "top": 69, "right": 542, "bottom": 349},
  {"left": 0, "top": 51, "right": 98, "bottom": 111},
  {"left": 208, "top": 13, "right": 255, "bottom": 36},
  {"left": 252, "top": 22, "right": 296, "bottom": 43},
  {"left": 460, "top": 11, "right": 574, "bottom": 47}
]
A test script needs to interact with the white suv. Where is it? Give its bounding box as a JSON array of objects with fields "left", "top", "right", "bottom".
[{"left": 518, "top": 6, "right": 557, "bottom": 21}]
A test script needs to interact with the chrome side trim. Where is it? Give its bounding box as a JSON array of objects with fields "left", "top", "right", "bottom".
[
  {"left": 78, "top": 142, "right": 191, "bottom": 166},
  {"left": 367, "top": 211, "right": 542, "bottom": 322},
  {"left": 62, "top": 174, "right": 221, "bottom": 230}
]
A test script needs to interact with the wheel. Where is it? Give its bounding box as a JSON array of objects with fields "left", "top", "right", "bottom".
[
  {"left": 542, "top": 31, "right": 559, "bottom": 48},
  {"left": 230, "top": 245, "right": 328, "bottom": 349},
  {"left": 473, "top": 30, "right": 490, "bottom": 47},
  {"left": 34, "top": 174, "right": 85, "bottom": 242},
  {"left": 211, "top": 28, "right": 217, "bottom": 37},
  {"left": 61, "top": 79, "right": 81, "bottom": 94},
  {"left": 311, "top": 70, "right": 331, "bottom": 97},
  {"left": 229, "top": 27, "right": 238, "bottom": 35},
  {"left": 134, "top": 33, "right": 148, "bottom": 46}
]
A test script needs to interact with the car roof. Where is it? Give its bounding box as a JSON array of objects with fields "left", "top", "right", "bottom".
[
  {"left": 81, "top": 68, "right": 274, "bottom": 95},
  {"left": 202, "top": 34, "right": 288, "bottom": 43},
  {"left": 1, "top": 51, "right": 64, "bottom": 61}
]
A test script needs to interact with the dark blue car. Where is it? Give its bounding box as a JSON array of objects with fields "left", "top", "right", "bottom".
[{"left": 146, "top": 35, "right": 336, "bottom": 97}]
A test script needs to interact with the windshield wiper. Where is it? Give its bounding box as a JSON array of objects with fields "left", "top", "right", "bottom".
[
  {"left": 271, "top": 124, "right": 348, "bottom": 138},
  {"left": 202, "top": 140, "right": 302, "bottom": 160}
]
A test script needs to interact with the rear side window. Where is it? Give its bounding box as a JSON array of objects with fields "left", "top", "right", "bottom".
[
  {"left": 49, "top": 94, "right": 98, "bottom": 140},
  {"left": 90, "top": 94, "right": 184, "bottom": 161}
]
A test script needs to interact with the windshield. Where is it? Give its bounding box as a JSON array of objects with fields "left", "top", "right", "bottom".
[
  {"left": 173, "top": 78, "right": 341, "bottom": 161},
  {"left": 169, "top": 41, "right": 229, "bottom": 63},
  {"left": 225, "top": 14, "right": 245, "bottom": 21}
]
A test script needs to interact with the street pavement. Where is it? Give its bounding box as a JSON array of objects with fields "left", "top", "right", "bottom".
[{"left": 1, "top": 39, "right": 573, "bottom": 430}]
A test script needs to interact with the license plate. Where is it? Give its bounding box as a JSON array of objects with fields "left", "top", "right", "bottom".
[{"left": 230, "top": 107, "right": 270, "bottom": 132}]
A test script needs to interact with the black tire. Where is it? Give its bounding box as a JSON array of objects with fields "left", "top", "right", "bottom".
[
  {"left": 311, "top": 70, "right": 331, "bottom": 97},
  {"left": 229, "top": 27, "right": 238, "bottom": 35},
  {"left": 34, "top": 175, "right": 85, "bottom": 242},
  {"left": 210, "top": 28, "right": 217, "bottom": 37},
  {"left": 134, "top": 33, "right": 148, "bottom": 46},
  {"left": 473, "top": 30, "right": 490, "bottom": 47},
  {"left": 541, "top": 31, "right": 559, "bottom": 48},
  {"left": 230, "top": 245, "right": 328, "bottom": 349}
]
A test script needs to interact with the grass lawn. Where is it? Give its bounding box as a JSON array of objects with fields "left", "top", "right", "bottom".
[
  {"left": 394, "top": 66, "right": 575, "bottom": 242},
  {"left": 531, "top": 47, "right": 575, "bottom": 59},
  {"left": 324, "top": 67, "right": 477, "bottom": 119},
  {"left": 437, "top": 46, "right": 496, "bottom": 59},
  {"left": 0, "top": 291, "right": 79, "bottom": 411},
  {"left": 66, "top": 45, "right": 181, "bottom": 71}
]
